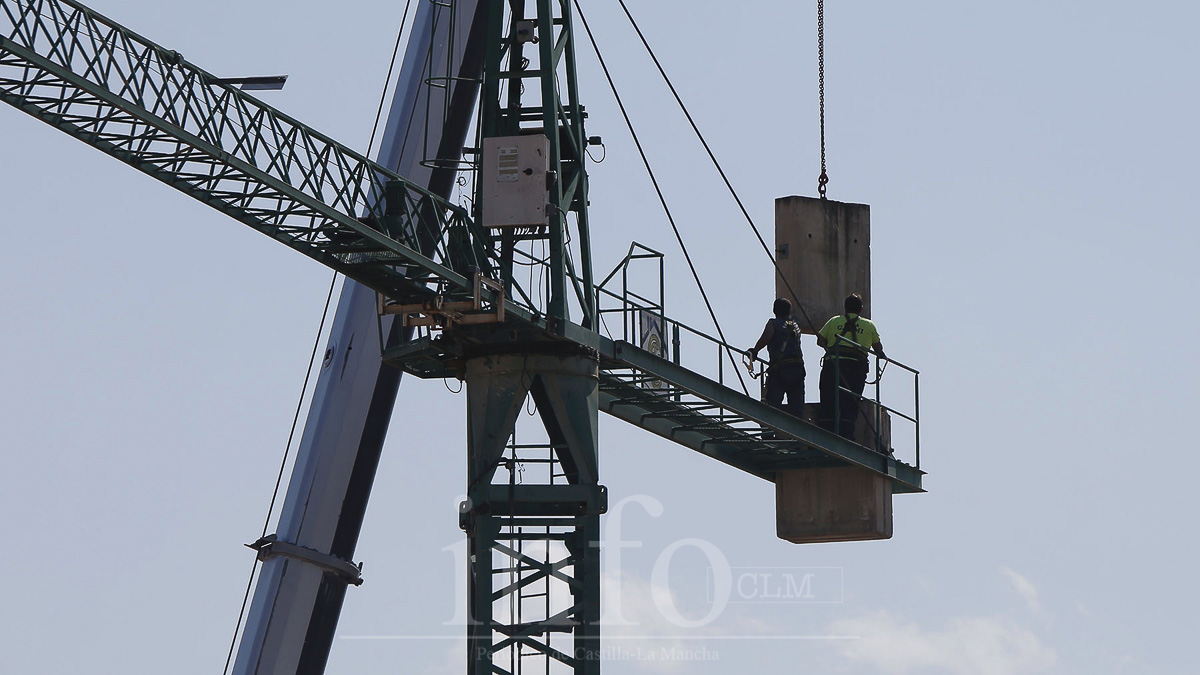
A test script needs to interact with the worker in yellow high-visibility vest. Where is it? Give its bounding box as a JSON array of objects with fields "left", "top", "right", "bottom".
[{"left": 816, "top": 293, "right": 885, "bottom": 440}]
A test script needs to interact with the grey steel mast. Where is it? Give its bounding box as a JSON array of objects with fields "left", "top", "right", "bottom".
[{"left": 232, "top": 2, "right": 488, "bottom": 673}]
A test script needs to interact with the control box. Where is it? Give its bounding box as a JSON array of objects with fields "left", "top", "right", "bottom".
[{"left": 481, "top": 135, "right": 550, "bottom": 229}]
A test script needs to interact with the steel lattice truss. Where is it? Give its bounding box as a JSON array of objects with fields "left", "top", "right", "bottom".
[
  {"left": 475, "top": 517, "right": 598, "bottom": 673},
  {"left": 1, "top": 0, "right": 923, "bottom": 496},
  {"left": 389, "top": 334, "right": 924, "bottom": 493},
  {"left": 0, "top": 0, "right": 489, "bottom": 307},
  {"left": 2, "top": 3, "right": 926, "bottom": 675}
]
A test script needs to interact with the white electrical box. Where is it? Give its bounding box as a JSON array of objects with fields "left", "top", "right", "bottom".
[{"left": 481, "top": 135, "right": 550, "bottom": 229}]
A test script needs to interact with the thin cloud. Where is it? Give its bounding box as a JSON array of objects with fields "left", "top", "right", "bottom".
[
  {"left": 422, "top": 639, "right": 465, "bottom": 675},
  {"left": 828, "top": 610, "right": 1056, "bottom": 675},
  {"left": 601, "top": 571, "right": 707, "bottom": 672},
  {"left": 1000, "top": 567, "right": 1042, "bottom": 615}
]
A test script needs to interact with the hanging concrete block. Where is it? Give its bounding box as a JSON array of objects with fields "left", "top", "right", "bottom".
[
  {"left": 774, "top": 196, "right": 871, "bottom": 333},
  {"left": 771, "top": 197, "right": 891, "bottom": 543},
  {"left": 775, "top": 466, "right": 893, "bottom": 543}
]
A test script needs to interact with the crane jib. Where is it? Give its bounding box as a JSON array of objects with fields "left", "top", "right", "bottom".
[
  {"left": 0, "top": 0, "right": 921, "bottom": 492},
  {"left": 0, "top": 0, "right": 483, "bottom": 304},
  {"left": 4, "top": 1, "right": 924, "bottom": 672}
]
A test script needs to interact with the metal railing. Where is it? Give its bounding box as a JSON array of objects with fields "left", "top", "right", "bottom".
[
  {"left": 826, "top": 334, "right": 921, "bottom": 469},
  {"left": 594, "top": 245, "right": 922, "bottom": 468},
  {"left": 595, "top": 243, "right": 753, "bottom": 396}
]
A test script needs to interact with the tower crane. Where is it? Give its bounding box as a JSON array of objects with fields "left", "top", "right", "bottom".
[{"left": 0, "top": 1, "right": 924, "bottom": 673}]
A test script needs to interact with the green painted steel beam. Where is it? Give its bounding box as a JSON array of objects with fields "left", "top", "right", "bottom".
[
  {"left": 3, "top": 0, "right": 921, "bottom": 497},
  {"left": 2, "top": 3, "right": 926, "bottom": 675},
  {"left": 0, "top": 0, "right": 489, "bottom": 306},
  {"left": 383, "top": 335, "right": 923, "bottom": 493},
  {"left": 475, "top": 0, "right": 595, "bottom": 328},
  {"left": 596, "top": 338, "right": 924, "bottom": 492}
]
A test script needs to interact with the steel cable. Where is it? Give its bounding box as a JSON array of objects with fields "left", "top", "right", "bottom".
[
  {"left": 220, "top": 3, "right": 413, "bottom": 668},
  {"left": 817, "top": 0, "right": 829, "bottom": 199},
  {"left": 574, "top": 0, "right": 749, "bottom": 395},
  {"left": 367, "top": 0, "right": 416, "bottom": 159},
  {"left": 612, "top": 0, "right": 820, "bottom": 335},
  {"left": 611, "top": 2, "right": 888, "bottom": 444},
  {"left": 220, "top": 271, "right": 338, "bottom": 674}
]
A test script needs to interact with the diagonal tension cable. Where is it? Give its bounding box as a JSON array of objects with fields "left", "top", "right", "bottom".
[
  {"left": 619, "top": 2, "right": 884, "bottom": 434},
  {"left": 616, "top": 3, "right": 883, "bottom": 433},
  {"left": 573, "top": 0, "right": 749, "bottom": 395},
  {"left": 366, "top": 0, "right": 416, "bottom": 158},
  {"left": 221, "top": 271, "right": 339, "bottom": 675},
  {"left": 613, "top": 0, "right": 819, "bottom": 335},
  {"left": 221, "top": 4, "right": 414, "bottom": 671}
]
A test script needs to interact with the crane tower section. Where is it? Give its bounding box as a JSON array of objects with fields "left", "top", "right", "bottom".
[{"left": 1, "top": 1, "right": 926, "bottom": 673}]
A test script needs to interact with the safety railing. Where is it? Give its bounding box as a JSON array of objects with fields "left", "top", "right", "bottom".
[
  {"left": 595, "top": 245, "right": 922, "bottom": 468},
  {"left": 824, "top": 334, "right": 921, "bottom": 469},
  {"left": 595, "top": 243, "right": 754, "bottom": 396}
]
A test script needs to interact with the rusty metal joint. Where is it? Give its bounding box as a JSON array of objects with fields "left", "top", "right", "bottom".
[{"left": 377, "top": 271, "right": 505, "bottom": 328}]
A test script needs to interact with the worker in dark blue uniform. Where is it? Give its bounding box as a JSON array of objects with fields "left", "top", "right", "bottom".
[
  {"left": 817, "top": 293, "right": 885, "bottom": 440},
  {"left": 747, "top": 298, "right": 805, "bottom": 418}
]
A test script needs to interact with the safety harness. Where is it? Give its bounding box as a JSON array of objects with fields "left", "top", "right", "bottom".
[
  {"left": 768, "top": 318, "right": 804, "bottom": 372},
  {"left": 828, "top": 314, "right": 868, "bottom": 365}
]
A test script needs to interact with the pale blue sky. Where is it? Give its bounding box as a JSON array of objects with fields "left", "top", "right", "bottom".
[{"left": 3, "top": 1, "right": 1198, "bottom": 673}]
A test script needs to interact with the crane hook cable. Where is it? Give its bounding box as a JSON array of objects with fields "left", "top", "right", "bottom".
[
  {"left": 611, "top": 2, "right": 885, "bottom": 436},
  {"left": 221, "top": 2, "right": 413, "bottom": 669},
  {"left": 817, "top": 0, "right": 829, "bottom": 198},
  {"left": 612, "top": 0, "right": 820, "bottom": 336},
  {"left": 574, "top": 0, "right": 749, "bottom": 395}
]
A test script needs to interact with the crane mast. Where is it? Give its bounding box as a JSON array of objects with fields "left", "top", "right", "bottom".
[
  {"left": 476, "top": 0, "right": 595, "bottom": 327},
  {"left": 233, "top": 3, "right": 489, "bottom": 673},
  {"left": 451, "top": 3, "right": 604, "bottom": 670},
  {"left": 1, "top": 1, "right": 925, "bottom": 673}
]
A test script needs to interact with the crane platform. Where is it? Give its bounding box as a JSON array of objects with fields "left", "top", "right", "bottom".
[{"left": 385, "top": 333, "right": 923, "bottom": 493}]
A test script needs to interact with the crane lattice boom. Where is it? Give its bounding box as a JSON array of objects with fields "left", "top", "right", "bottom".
[
  {"left": 2, "top": 2, "right": 925, "bottom": 672},
  {"left": 0, "top": 0, "right": 921, "bottom": 492}
]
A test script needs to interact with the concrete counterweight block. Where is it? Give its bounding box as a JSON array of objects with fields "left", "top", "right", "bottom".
[
  {"left": 776, "top": 466, "right": 893, "bottom": 543},
  {"left": 774, "top": 196, "right": 871, "bottom": 333},
  {"left": 772, "top": 196, "right": 894, "bottom": 544}
]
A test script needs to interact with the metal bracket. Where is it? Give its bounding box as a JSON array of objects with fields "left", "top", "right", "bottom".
[
  {"left": 463, "top": 484, "right": 608, "bottom": 518},
  {"left": 378, "top": 270, "right": 505, "bottom": 328},
  {"left": 246, "top": 535, "right": 364, "bottom": 586}
]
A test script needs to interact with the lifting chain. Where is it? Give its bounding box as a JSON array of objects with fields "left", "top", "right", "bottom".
[{"left": 817, "top": 0, "right": 829, "bottom": 199}]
